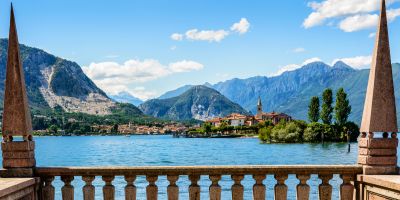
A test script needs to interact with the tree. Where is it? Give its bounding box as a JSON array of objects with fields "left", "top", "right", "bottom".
[
  {"left": 308, "top": 96, "right": 320, "bottom": 123},
  {"left": 321, "top": 88, "right": 333, "bottom": 124},
  {"left": 335, "top": 88, "right": 352, "bottom": 125},
  {"left": 202, "top": 122, "right": 212, "bottom": 134}
]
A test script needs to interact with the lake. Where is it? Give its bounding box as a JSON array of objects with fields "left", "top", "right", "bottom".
[{"left": 1, "top": 135, "right": 392, "bottom": 199}]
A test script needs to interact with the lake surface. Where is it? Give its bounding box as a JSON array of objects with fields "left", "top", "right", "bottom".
[{"left": 2, "top": 135, "right": 394, "bottom": 199}]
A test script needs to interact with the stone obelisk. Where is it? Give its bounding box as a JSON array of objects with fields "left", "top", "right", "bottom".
[
  {"left": 1, "top": 4, "right": 36, "bottom": 174},
  {"left": 358, "top": 0, "right": 398, "bottom": 175}
]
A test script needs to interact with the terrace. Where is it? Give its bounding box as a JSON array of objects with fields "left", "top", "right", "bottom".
[{"left": 1, "top": 0, "right": 400, "bottom": 199}]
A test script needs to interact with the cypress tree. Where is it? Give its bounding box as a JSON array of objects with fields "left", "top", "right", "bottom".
[
  {"left": 308, "top": 96, "right": 320, "bottom": 123},
  {"left": 335, "top": 88, "right": 351, "bottom": 125},
  {"left": 321, "top": 88, "right": 333, "bottom": 124}
]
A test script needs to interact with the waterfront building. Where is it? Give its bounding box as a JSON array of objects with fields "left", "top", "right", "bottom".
[
  {"left": 255, "top": 97, "right": 292, "bottom": 125},
  {"left": 1, "top": 1, "right": 400, "bottom": 199}
]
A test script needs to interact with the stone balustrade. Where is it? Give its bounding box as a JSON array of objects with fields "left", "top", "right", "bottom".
[{"left": 34, "top": 165, "right": 362, "bottom": 200}]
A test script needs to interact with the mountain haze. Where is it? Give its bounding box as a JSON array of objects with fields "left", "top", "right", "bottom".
[
  {"left": 110, "top": 92, "right": 143, "bottom": 106},
  {"left": 140, "top": 85, "right": 250, "bottom": 121},
  {"left": 157, "top": 62, "right": 400, "bottom": 124}
]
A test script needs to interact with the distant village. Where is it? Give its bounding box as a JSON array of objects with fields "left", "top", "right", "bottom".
[
  {"left": 29, "top": 97, "right": 292, "bottom": 136},
  {"left": 207, "top": 97, "right": 292, "bottom": 128}
]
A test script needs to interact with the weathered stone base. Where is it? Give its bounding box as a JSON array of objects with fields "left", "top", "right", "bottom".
[
  {"left": 0, "top": 168, "right": 34, "bottom": 177},
  {"left": 358, "top": 137, "right": 398, "bottom": 175},
  {"left": 362, "top": 165, "right": 398, "bottom": 175},
  {"left": 1, "top": 141, "right": 35, "bottom": 168}
]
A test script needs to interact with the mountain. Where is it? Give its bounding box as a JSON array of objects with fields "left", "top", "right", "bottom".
[
  {"left": 156, "top": 61, "right": 400, "bottom": 125},
  {"left": 110, "top": 92, "right": 143, "bottom": 106},
  {"left": 0, "top": 39, "right": 143, "bottom": 116},
  {"left": 140, "top": 85, "right": 250, "bottom": 121}
]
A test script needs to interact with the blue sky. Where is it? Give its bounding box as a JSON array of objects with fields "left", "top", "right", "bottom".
[{"left": 1, "top": 0, "right": 399, "bottom": 100}]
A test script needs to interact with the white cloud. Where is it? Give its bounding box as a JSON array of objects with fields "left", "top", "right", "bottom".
[
  {"left": 271, "top": 57, "right": 322, "bottom": 76},
  {"left": 82, "top": 59, "right": 204, "bottom": 98},
  {"left": 230, "top": 18, "right": 250, "bottom": 34},
  {"left": 332, "top": 55, "right": 372, "bottom": 69},
  {"left": 293, "top": 47, "right": 306, "bottom": 53},
  {"left": 171, "top": 33, "right": 183, "bottom": 41},
  {"left": 129, "top": 87, "right": 158, "bottom": 100},
  {"left": 303, "top": 0, "right": 400, "bottom": 31},
  {"left": 185, "top": 29, "right": 229, "bottom": 42},
  {"left": 171, "top": 18, "right": 250, "bottom": 42},
  {"left": 170, "top": 46, "right": 177, "bottom": 51},
  {"left": 339, "top": 8, "right": 400, "bottom": 32},
  {"left": 169, "top": 60, "right": 204, "bottom": 72},
  {"left": 369, "top": 32, "right": 376, "bottom": 38}
]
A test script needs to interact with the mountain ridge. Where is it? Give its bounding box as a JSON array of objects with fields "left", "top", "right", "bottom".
[
  {"left": 154, "top": 61, "right": 400, "bottom": 124},
  {"left": 140, "top": 85, "right": 250, "bottom": 121},
  {"left": 0, "top": 39, "right": 143, "bottom": 117}
]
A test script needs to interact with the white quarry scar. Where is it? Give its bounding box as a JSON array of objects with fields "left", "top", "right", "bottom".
[{"left": 38, "top": 66, "right": 115, "bottom": 115}]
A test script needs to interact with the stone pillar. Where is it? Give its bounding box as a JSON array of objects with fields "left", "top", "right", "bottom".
[
  {"left": 358, "top": 0, "right": 398, "bottom": 175},
  {"left": 1, "top": 4, "right": 36, "bottom": 177}
]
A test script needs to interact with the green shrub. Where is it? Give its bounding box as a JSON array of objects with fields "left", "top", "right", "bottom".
[
  {"left": 258, "top": 126, "right": 272, "bottom": 142},
  {"left": 270, "top": 121, "right": 303, "bottom": 143}
]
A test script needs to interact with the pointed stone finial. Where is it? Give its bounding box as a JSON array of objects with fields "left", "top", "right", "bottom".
[
  {"left": 2, "top": 4, "right": 33, "bottom": 142},
  {"left": 360, "top": 0, "right": 397, "bottom": 133}
]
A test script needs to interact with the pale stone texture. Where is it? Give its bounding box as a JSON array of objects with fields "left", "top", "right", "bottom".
[
  {"left": 124, "top": 175, "right": 136, "bottom": 200},
  {"left": 2, "top": 5, "right": 33, "bottom": 140},
  {"left": 358, "top": 0, "right": 399, "bottom": 176},
  {"left": 360, "top": 0, "right": 397, "bottom": 133},
  {"left": 1, "top": 5, "right": 36, "bottom": 171}
]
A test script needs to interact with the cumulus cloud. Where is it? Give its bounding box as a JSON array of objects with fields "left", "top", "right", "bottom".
[
  {"left": 332, "top": 55, "right": 372, "bottom": 69},
  {"left": 230, "top": 18, "right": 250, "bottom": 34},
  {"left": 303, "top": 0, "right": 400, "bottom": 32},
  {"left": 339, "top": 8, "right": 400, "bottom": 32},
  {"left": 129, "top": 87, "right": 158, "bottom": 100},
  {"left": 171, "top": 18, "right": 250, "bottom": 42},
  {"left": 82, "top": 59, "right": 204, "bottom": 99},
  {"left": 171, "top": 33, "right": 183, "bottom": 41},
  {"left": 169, "top": 60, "right": 204, "bottom": 72},
  {"left": 185, "top": 29, "right": 229, "bottom": 42}
]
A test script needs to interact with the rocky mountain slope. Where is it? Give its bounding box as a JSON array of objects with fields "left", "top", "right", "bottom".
[
  {"left": 0, "top": 39, "right": 142, "bottom": 116},
  {"left": 157, "top": 61, "right": 400, "bottom": 124},
  {"left": 140, "top": 85, "right": 249, "bottom": 121}
]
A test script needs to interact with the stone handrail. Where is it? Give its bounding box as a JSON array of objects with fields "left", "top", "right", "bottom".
[{"left": 34, "top": 165, "right": 362, "bottom": 200}]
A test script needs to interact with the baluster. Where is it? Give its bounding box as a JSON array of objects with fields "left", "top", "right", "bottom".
[
  {"left": 189, "top": 175, "right": 201, "bottom": 200},
  {"left": 340, "top": 174, "right": 354, "bottom": 200},
  {"left": 42, "top": 176, "right": 55, "bottom": 200},
  {"left": 102, "top": 176, "right": 115, "bottom": 200},
  {"left": 252, "top": 175, "right": 266, "bottom": 200},
  {"left": 82, "top": 176, "right": 95, "bottom": 200},
  {"left": 125, "top": 175, "right": 137, "bottom": 200},
  {"left": 296, "top": 174, "right": 310, "bottom": 200},
  {"left": 209, "top": 175, "right": 222, "bottom": 200},
  {"left": 231, "top": 175, "right": 244, "bottom": 200},
  {"left": 146, "top": 175, "right": 158, "bottom": 200},
  {"left": 318, "top": 174, "right": 333, "bottom": 200},
  {"left": 274, "top": 174, "right": 288, "bottom": 200},
  {"left": 61, "top": 176, "right": 74, "bottom": 200},
  {"left": 167, "top": 175, "right": 179, "bottom": 200}
]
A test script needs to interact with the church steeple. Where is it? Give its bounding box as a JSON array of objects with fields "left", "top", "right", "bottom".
[
  {"left": 257, "top": 96, "right": 263, "bottom": 116},
  {"left": 360, "top": 0, "right": 397, "bottom": 133}
]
